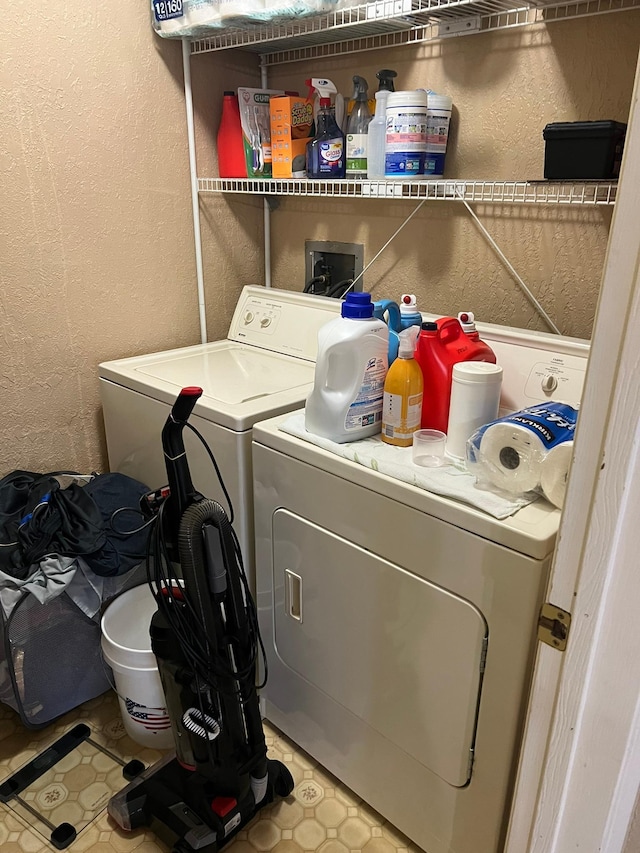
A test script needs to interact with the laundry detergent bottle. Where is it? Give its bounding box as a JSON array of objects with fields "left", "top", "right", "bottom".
[
  {"left": 305, "top": 78, "right": 346, "bottom": 179},
  {"left": 373, "top": 298, "right": 402, "bottom": 364},
  {"left": 399, "top": 294, "right": 423, "bottom": 330},
  {"left": 305, "top": 292, "right": 389, "bottom": 443},
  {"left": 217, "top": 91, "right": 247, "bottom": 178},
  {"left": 381, "top": 326, "right": 423, "bottom": 447},
  {"left": 457, "top": 311, "right": 496, "bottom": 361},
  {"left": 415, "top": 317, "right": 497, "bottom": 433}
]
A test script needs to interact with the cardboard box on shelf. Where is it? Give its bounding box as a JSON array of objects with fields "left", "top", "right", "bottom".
[{"left": 270, "top": 95, "right": 314, "bottom": 178}]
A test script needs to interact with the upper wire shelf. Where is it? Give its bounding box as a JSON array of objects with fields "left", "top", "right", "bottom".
[
  {"left": 189, "top": 0, "right": 640, "bottom": 63},
  {"left": 198, "top": 177, "right": 618, "bottom": 205}
]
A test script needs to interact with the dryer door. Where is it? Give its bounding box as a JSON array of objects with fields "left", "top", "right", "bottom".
[{"left": 272, "top": 509, "right": 488, "bottom": 788}]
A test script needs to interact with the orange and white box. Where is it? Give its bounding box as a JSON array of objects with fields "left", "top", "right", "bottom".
[{"left": 270, "top": 95, "right": 314, "bottom": 178}]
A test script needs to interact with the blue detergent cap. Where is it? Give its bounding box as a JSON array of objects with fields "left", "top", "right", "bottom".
[{"left": 342, "top": 292, "right": 374, "bottom": 319}]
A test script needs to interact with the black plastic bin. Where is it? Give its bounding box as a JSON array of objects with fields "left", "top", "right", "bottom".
[{"left": 543, "top": 120, "right": 626, "bottom": 180}]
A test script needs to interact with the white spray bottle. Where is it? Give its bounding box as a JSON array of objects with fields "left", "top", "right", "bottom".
[{"left": 345, "top": 76, "right": 372, "bottom": 178}]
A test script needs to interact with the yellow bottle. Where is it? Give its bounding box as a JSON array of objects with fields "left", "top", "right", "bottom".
[{"left": 381, "top": 327, "right": 423, "bottom": 447}]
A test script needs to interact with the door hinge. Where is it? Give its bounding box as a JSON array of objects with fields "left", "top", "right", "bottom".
[{"left": 537, "top": 603, "right": 572, "bottom": 650}]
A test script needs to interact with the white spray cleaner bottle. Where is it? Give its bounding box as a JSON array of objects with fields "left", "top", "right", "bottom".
[
  {"left": 345, "top": 76, "right": 372, "bottom": 178},
  {"left": 305, "top": 292, "right": 389, "bottom": 443}
]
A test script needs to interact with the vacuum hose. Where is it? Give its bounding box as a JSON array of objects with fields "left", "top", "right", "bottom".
[{"left": 176, "top": 499, "right": 268, "bottom": 783}]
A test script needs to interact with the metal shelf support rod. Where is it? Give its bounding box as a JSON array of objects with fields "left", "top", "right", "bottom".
[
  {"left": 459, "top": 193, "right": 562, "bottom": 334},
  {"left": 261, "top": 56, "right": 272, "bottom": 288},
  {"left": 182, "top": 38, "right": 208, "bottom": 343}
]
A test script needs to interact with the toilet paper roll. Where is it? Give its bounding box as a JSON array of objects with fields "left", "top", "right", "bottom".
[
  {"left": 473, "top": 422, "right": 546, "bottom": 494},
  {"left": 540, "top": 440, "right": 574, "bottom": 509}
]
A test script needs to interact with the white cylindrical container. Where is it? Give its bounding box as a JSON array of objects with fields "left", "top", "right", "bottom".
[
  {"left": 101, "top": 584, "right": 174, "bottom": 749},
  {"left": 446, "top": 362, "right": 503, "bottom": 460},
  {"left": 384, "top": 90, "right": 428, "bottom": 179},
  {"left": 305, "top": 292, "right": 389, "bottom": 443},
  {"left": 424, "top": 93, "right": 452, "bottom": 178}
]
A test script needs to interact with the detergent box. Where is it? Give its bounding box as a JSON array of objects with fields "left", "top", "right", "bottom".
[
  {"left": 270, "top": 95, "right": 314, "bottom": 178},
  {"left": 237, "top": 87, "right": 284, "bottom": 179}
]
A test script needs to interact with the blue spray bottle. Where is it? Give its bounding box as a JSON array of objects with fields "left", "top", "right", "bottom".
[{"left": 305, "top": 78, "right": 346, "bottom": 179}]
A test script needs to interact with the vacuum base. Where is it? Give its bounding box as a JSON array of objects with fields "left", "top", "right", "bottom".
[{"left": 108, "top": 754, "right": 294, "bottom": 853}]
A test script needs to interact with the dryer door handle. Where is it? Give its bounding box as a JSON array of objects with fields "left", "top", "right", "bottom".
[{"left": 285, "top": 569, "right": 303, "bottom": 623}]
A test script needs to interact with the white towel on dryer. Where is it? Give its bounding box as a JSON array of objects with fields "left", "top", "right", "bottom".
[{"left": 279, "top": 412, "right": 538, "bottom": 520}]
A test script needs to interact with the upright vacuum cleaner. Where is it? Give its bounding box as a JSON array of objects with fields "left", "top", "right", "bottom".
[{"left": 108, "top": 387, "right": 294, "bottom": 853}]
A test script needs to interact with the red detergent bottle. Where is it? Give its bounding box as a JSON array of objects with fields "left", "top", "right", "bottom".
[
  {"left": 217, "top": 91, "right": 247, "bottom": 179},
  {"left": 415, "top": 316, "right": 497, "bottom": 433}
]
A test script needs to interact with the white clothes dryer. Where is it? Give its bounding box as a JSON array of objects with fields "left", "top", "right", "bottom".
[
  {"left": 252, "top": 322, "right": 589, "bottom": 853},
  {"left": 99, "top": 286, "right": 340, "bottom": 593}
]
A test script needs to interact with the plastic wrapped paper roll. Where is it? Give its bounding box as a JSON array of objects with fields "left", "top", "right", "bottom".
[
  {"left": 467, "top": 402, "right": 578, "bottom": 496},
  {"left": 540, "top": 440, "right": 574, "bottom": 508},
  {"left": 470, "top": 421, "right": 546, "bottom": 494}
]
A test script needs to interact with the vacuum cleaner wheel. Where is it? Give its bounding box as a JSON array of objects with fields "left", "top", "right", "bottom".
[{"left": 270, "top": 759, "right": 295, "bottom": 798}]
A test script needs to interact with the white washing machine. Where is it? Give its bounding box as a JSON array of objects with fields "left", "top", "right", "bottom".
[
  {"left": 98, "top": 286, "right": 339, "bottom": 593},
  {"left": 252, "top": 323, "right": 589, "bottom": 853}
]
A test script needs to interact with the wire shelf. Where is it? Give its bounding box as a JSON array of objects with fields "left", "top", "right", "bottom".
[
  {"left": 189, "top": 0, "right": 639, "bottom": 62},
  {"left": 198, "top": 177, "right": 618, "bottom": 205}
]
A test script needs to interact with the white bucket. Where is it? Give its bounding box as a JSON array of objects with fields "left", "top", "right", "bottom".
[{"left": 100, "top": 584, "right": 174, "bottom": 749}]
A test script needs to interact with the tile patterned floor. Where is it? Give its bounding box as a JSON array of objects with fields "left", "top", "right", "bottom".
[{"left": 0, "top": 691, "right": 423, "bottom": 853}]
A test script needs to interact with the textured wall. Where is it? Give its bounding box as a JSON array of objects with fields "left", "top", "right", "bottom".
[
  {"left": 0, "top": 1, "right": 261, "bottom": 475},
  {"left": 191, "top": 50, "right": 265, "bottom": 342},
  {"left": 264, "top": 14, "right": 639, "bottom": 338},
  {"left": 1, "top": 6, "right": 638, "bottom": 477}
]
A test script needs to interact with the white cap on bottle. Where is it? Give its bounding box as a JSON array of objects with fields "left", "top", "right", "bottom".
[
  {"left": 457, "top": 311, "right": 476, "bottom": 333},
  {"left": 400, "top": 294, "right": 419, "bottom": 316}
]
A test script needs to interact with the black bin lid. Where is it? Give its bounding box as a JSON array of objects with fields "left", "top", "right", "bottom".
[{"left": 543, "top": 120, "right": 627, "bottom": 139}]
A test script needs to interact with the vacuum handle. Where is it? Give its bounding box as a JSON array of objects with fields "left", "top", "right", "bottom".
[
  {"left": 171, "top": 386, "right": 203, "bottom": 424},
  {"left": 162, "top": 387, "right": 203, "bottom": 521}
]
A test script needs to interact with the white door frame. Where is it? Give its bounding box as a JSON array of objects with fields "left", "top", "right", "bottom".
[{"left": 506, "top": 48, "right": 640, "bottom": 853}]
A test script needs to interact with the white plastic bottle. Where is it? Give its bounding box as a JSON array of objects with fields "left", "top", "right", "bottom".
[
  {"left": 345, "top": 76, "right": 372, "bottom": 179},
  {"left": 305, "top": 292, "right": 389, "bottom": 443},
  {"left": 366, "top": 90, "right": 390, "bottom": 179}
]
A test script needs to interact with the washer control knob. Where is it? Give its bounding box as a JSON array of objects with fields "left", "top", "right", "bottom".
[
  {"left": 542, "top": 373, "right": 558, "bottom": 392},
  {"left": 260, "top": 317, "right": 271, "bottom": 328},
  {"left": 244, "top": 312, "right": 254, "bottom": 325}
]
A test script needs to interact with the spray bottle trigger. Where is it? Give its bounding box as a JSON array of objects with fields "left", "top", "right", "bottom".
[{"left": 398, "top": 326, "right": 420, "bottom": 357}]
